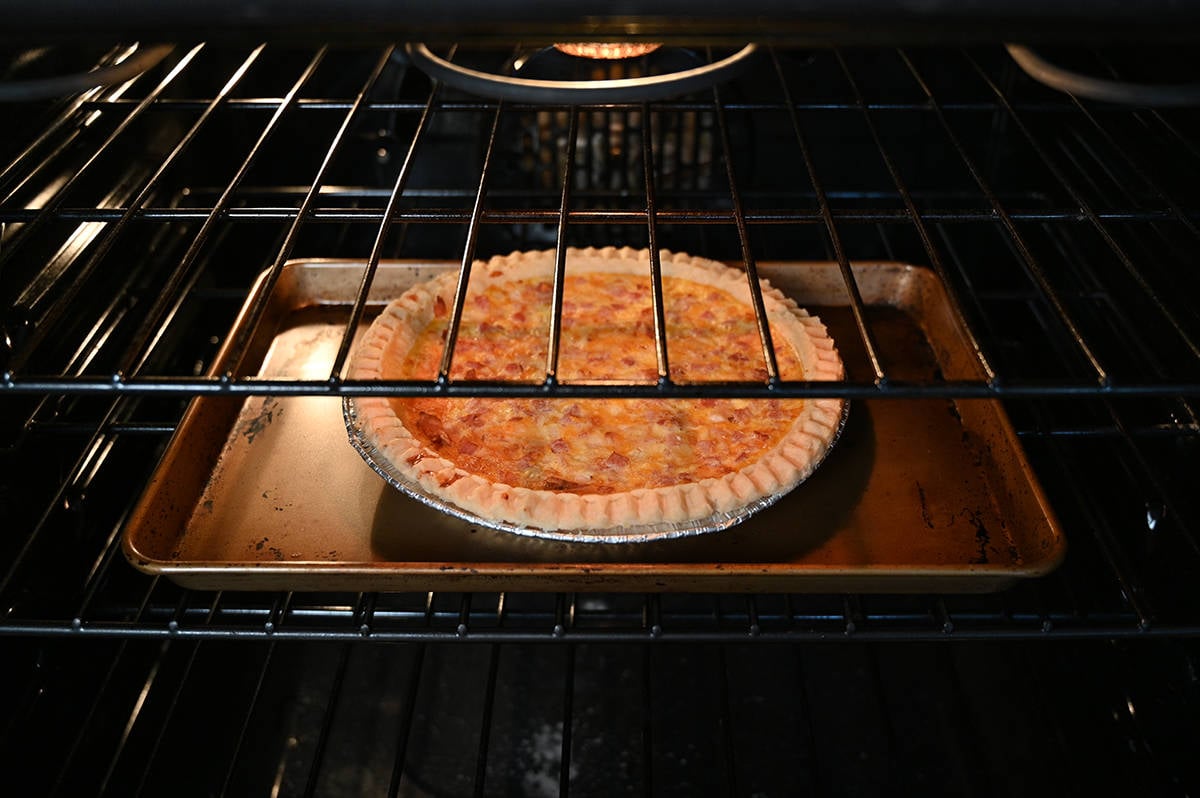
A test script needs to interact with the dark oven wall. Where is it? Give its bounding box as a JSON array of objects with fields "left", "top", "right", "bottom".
[{"left": 1, "top": 36, "right": 1200, "bottom": 797}]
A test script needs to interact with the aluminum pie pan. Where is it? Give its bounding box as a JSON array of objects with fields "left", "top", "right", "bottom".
[{"left": 343, "top": 395, "right": 850, "bottom": 545}]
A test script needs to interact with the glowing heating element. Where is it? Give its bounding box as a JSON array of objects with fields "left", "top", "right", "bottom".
[{"left": 553, "top": 42, "right": 663, "bottom": 60}]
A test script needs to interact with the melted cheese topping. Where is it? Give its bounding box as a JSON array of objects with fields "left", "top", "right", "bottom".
[{"left": 387, "top": 272, "right": 807, "bottom": 495}]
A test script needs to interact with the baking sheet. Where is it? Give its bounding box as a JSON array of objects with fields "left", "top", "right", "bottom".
[{"left": 122, "top": 259, "right": 1065, "bottom": 592}]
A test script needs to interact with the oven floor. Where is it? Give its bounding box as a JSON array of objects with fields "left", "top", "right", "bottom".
[{"left": 3, "top": 637, "right": 1196, "bottom": 796}]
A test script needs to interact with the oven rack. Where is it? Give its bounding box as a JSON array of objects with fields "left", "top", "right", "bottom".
[
  {"left": 1, "top": 43, "right": 1199, "bottom": 643},
  {"left": 1, "top": 46, "right": 1198, "bottom": 400}
]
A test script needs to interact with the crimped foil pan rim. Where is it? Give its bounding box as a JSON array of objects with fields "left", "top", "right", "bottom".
[{"left": 343, "top": 396, "right": 850, "bottom": 545}]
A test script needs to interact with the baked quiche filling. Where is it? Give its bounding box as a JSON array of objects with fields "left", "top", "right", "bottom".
[{"left": 393, "top": 272, "right": 807, "bottom": 495}]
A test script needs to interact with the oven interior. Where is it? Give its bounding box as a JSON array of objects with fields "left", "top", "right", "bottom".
[{"left": 2, "top": 33, "right": 1200, "bottom": 796}]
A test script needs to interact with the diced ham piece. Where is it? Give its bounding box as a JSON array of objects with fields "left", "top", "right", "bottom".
[
  {"left": 603, "top": 451, "right": 630, "bottom": 469},
  {"left": 413, "top": 411, "right": 448, "bottom": 446}
]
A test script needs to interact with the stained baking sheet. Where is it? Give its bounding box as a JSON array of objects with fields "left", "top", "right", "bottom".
[{"left": 123, "top": 259, "right": 1065, "bottom": 592}]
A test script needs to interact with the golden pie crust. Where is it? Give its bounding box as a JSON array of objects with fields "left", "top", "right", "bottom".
[{"left": 346, "top": 247, "right": 844, "bottom": 536}]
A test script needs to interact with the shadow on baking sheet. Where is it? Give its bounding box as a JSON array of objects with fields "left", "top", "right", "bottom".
[{"left": 366, "top": 403, "right": 873, "bottom": 565}]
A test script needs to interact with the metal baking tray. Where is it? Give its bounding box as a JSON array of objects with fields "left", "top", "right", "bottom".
[{"left": 123, "top": 259, "right": 1065, "bottom": 593}]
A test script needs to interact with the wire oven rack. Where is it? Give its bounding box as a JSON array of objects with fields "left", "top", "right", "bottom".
[{"left": 0, "top": 42, "right": 1198, "bottom": 649}]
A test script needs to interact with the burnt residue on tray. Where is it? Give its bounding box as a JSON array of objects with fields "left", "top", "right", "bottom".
[
  {"left": 916, "top": 482, "right": 935, "bottom": 530},
  {"left": 238, "top": 397, "right": 282, "bottom": 444}
]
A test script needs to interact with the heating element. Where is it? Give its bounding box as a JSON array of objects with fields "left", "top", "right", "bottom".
[{"left": 1, "top": 40, "right": 1199, "bottom": 795}]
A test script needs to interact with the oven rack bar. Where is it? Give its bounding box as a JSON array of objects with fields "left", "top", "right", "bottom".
[
  {"left": 3, "top": 206, "right": 1192, "bottom": 224},
  {"left": 15, "top": 417, "right": 1200, "bottom": 440},
  {"left": 7, "top": 621, "right": 1200, "bottom": 643},
  {"left": 5, "top": 375, "right": 1200, "bottom": 398},
  {"left": 72, "top": 98, "right": 1167, "bottom": 114}
]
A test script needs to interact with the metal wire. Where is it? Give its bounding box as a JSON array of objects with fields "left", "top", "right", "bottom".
[
  {"left": 710, "top": 75, "right": 782, "bottom": 385},
  {"left": 832, "top": 48, "right": 999, "bottom": 385},
  {"left": 472, "top": 645, "right": 502, "bottom": 797},
  {"left": 216, "top": 643, "right": 277, "bottom": 798},
  {"left": 330, "top": 68, "right": 439, "bottom": 382},
  {"left": 641, "top": 105, "right": 672, "bottom": 382},
  {"left": 544, "top": 110, "right": 580, "bottom": 383},
  {"left": 207, "top": 46, "right": 395, "bottom": 381},
  {"left": 964, "top": 50, "right": 1200, "bottom": 367},
  {"left": 437, "top": 102, "right": 506, "bottom": 383},
  {"left": 130, "top": 633, "right": 209, "bottom": 798},
  {"left": 300, "top": 643, "right": 354, "bottom": 798},
  {"left": 386, "top": 644, "right": 427, "bottom": 798},
  {"left": 0, "top": 203, "right": 1181, "bottom": 225},
  {"left": 0, "top": 45, "right": 331, "bottom": 602},
  {"left": 769, "top": 48, "right": 886, "bottom": 385},
  {"left": 897, "top": 49, "right": 1114, "bottom": 387},
  {"left": 4, "top": 44, "right": 207, "bottom": 368},
  {"left": 558, "top": 644, "right": 576, "bottom": 798},
  {"left": 641, "top": 646, "right": 655, "bottom": 795}
]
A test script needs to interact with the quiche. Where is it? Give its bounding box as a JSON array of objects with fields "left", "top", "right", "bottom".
[{"left": 345, "top": 247, "right": 845, "bottom": 540}]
